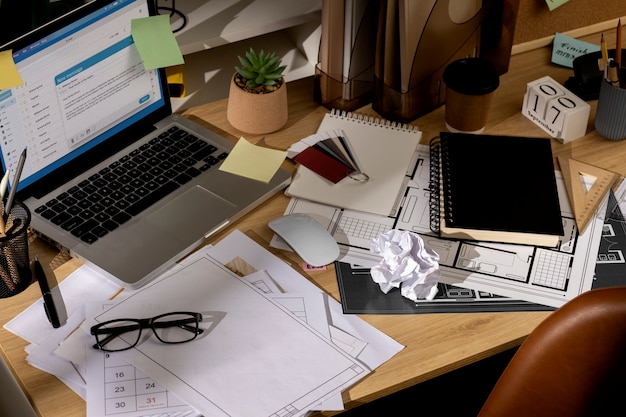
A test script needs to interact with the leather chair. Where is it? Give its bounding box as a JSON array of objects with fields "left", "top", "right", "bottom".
[{"left": 477, "top": 286, "right": 626, "bottom": 417}]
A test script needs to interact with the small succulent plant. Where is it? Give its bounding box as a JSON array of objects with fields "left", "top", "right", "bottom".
[{"left": 234, "top": 48, "right": 286, "bottom": 91}]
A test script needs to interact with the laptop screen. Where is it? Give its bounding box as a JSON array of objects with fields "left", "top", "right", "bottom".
[{"left": 0, "top": 0, "right": 169, "bottom": 197}]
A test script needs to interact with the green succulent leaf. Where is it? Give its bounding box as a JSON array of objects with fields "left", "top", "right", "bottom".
[
  {"left": 234, "top": 66, "right": 256, "bottom": 80},
  {"left": 246, "top": 49, "right": 259, "bottom": 67},
  {"left": 235, "top": 47, "right": 285, "bottom": 88},
  {"left": 263, "top": 72, "right": 284, "bottom": 81},
  {"left": 237, "top": 55, "right": 251, "bottom": 68}
]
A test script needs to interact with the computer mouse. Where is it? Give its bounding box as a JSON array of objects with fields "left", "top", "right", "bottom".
[{"left": 268, "top": 213, "right": 340, "bottom": 267}]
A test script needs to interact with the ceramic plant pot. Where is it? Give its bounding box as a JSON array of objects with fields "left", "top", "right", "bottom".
[{"left": 226, "top": 74, "right": 288, "bottom": 134}]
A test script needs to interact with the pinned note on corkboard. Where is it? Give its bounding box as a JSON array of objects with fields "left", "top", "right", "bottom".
[{"left": 514, "top": 1, "right": 626, "bottom": 45}]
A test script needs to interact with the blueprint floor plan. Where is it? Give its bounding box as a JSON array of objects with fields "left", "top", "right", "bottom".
[{"left": 275, "top": 144, "right": 609, "bottom": 309}]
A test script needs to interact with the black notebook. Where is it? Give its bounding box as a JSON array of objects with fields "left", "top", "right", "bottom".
[{"left": 429, "top": 132, "right": 564, "bottom": 247}]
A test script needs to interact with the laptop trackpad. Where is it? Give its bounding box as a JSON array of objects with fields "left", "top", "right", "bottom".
[{"left": 147, "top": 186, "right": 236, "bottom": 241}]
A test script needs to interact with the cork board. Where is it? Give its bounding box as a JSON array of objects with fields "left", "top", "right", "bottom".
[{"left": 513, "top": 0, "right": 626, "bottom": 45}]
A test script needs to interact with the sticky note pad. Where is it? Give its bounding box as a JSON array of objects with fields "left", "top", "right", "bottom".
[
  {"left": 131, "top": 15, "right": 184, "bottom": 70},
  {"left": 552, "top": 33, "right": 600, "bottom": 68},
  {"left": 0, "top": 50, "right": 24, "bottom": 89},
  {"left": 219, "top": 137, "right": 288, "bottom": 183}
]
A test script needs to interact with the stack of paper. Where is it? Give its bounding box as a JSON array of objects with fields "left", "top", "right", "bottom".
[{"left": 4, "top": 231, "right": 403, "bottom": 417}]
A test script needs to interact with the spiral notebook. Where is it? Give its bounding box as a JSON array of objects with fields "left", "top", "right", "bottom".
[
  {"left": 429, "top": 132, "right": 563, "bottom": 247},
  {"left": 285, "top": 110, "right": 422, "bottom": 215}
]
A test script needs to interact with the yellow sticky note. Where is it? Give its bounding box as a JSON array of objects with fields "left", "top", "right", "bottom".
[
  {"left": 0, "top": 50, "right": 24, "bottom": 89},
  {"left": 131, "top": 15, "right": 184, "bottom": 70},
  {"left": 219, "top": 137, "right": 287, "bottom": 183}
]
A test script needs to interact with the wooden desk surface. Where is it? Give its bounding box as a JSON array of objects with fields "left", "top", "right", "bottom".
[{"left": 1, "top": 28, "right": 624, "bottom": 417}]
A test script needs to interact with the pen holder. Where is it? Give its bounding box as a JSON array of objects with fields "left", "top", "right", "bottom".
[
  {"left": 0, "top": 201, "right": 32, "bottom": 298},
  {"left": 595, "top": 79, "right": 626, "bottom": 141}
]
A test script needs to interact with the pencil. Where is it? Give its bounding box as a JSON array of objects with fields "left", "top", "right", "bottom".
[
  {"left": 608, "top": 60, "right": 621, "bottom": 88},
  {"left": 616, "top": 19, "right": 622, "bottom": 68},
  {"left": 601, "top": 33, "right": 609, "bottom": 69},
  {"left": 0, "top": 170, "right": 8, "bottom": 200},
  {"left": 4, "top": 147, "right": 26, "bottom": 220}
]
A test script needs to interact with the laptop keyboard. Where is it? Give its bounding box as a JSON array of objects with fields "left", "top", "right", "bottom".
[{"left": 34, "top": 126, "right": 229, "bottom": 245}]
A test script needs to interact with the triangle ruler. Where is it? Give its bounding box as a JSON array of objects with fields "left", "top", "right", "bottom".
[{"left": 557, "top": 154, "right": 622, "bottom": 233}]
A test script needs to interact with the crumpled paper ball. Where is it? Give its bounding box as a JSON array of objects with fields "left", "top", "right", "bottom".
[{"left": 370, "top": 230, "right": 440, "bottom": 301}]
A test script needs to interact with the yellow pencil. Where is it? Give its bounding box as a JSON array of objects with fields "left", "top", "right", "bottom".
[{"left": 601, "top": 33, "right": 609, "bottom": 67}]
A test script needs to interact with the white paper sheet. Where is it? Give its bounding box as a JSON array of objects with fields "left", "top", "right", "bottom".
[
  {"left": 26, "top": 310, "right": 87, "bottom": 399},
  {"left": 86, "top": 347, "right": 196, "bottom": 417},
  {"left": 90, "top": 255, "right": 370, "bottom": 417},
  {"left": 206, "top": 231, "right": 405, "bottom": 372},
  {"left": 3, "top": 264, "right": 122, "bottom": 344}
]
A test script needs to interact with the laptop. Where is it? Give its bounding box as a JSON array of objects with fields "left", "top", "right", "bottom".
[
  {"left": 0, "top": 352, "right": 38, "bottom": 417},
  {"left": 0, "top": 0, "right": 291, "bottom": 288}
]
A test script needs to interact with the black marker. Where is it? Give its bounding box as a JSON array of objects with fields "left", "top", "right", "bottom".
[{"left": 33, "top": 256, "right": 67, "bottom": 328}]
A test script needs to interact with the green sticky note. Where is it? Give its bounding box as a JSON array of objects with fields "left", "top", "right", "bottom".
[
  {"left": 0, "top": 50, "right": 24, "bottom": 89},
  {"left": 219, "top": 137, "right": 288, "bottom": 183},
  {"left": 552, "top": 32, "right": 600, "bottom": 68},
  {"left": 545, "top": 0, "right": 569, "bottom": 11},
  {"left": 131, "top": 15, "right": 184, "bottom": 70}
]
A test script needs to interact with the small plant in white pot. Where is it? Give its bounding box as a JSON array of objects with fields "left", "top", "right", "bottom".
[{"left": 226, "top": 48, "right": 288, "bottom": 134}]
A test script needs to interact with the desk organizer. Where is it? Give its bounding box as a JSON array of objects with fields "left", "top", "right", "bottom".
[
  {"left": 595, "top": 79, "right": 626, "bottom": 141},
  {"left": 0, "top": 201, "right": 32, "bottom": 298},
  {"left": 316, "top": 0, "right": 518, "bottom": 121},
  {"left": 314, "top": 66, "right": 374, "bottom": 112},
  {"left": 372, "top": 0, "right": 483, "bottom": 122},
  {"left": 314, "top": 0, "right": 378, "bottom": 112}
]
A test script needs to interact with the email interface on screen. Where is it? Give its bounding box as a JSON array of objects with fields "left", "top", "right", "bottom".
[{"left": 0, "top": 0, "right": 163, "bottom": 192}]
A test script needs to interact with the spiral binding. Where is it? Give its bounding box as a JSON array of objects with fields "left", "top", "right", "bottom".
[
  {"left": 329, "top": 108, "right": 421, "bottom": 133},
  {"left": 429, "top": 136, "right": 441, "bottom": 234},
  {"left": 439, "top": 137, "right": 455, "bottom": 227}
]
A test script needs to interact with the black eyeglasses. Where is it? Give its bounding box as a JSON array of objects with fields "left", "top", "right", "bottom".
[{"left": 90, "top": 311, "right": 204, "bottom": 352}]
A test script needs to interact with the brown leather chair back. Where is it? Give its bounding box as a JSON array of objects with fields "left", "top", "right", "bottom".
[{"left": 478, "top": 286, "right": 626, "bottom": 417}]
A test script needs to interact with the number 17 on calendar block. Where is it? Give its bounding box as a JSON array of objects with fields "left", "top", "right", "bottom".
[{"left": 522, "top": 76, "right": 590, "bottom": 143}]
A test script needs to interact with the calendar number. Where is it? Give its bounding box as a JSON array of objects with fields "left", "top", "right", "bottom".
[{"left": 522, "top": 76, "right": 590, "bottom": 143}]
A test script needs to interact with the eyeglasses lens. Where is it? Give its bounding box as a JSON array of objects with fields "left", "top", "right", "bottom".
[
  {"left": 153, "top": 313, "right": 200, "bottom": 344},
  {"left": 96, "top": 320, "right": 141, "bottom": 351}
]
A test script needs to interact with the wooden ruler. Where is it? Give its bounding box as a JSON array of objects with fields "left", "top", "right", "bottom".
[{"left": 557, "top": 155, "right": 621, "bottom": 233}]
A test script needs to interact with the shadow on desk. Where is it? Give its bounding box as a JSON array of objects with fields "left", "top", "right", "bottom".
[{"left": 338, "top": 347, "right": 517, "bottom": 415}]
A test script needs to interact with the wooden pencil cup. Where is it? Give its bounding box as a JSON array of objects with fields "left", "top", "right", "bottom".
[{"left": 0, "top": 201, "right": 32, "bottom": 298}]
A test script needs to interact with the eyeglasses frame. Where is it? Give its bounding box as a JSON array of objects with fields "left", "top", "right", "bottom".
[{"left": 90, "top": 311, "right": 204, "bottom": 352}]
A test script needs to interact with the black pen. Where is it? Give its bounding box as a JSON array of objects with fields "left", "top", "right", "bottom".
[{"left": 33, "top": 255, "right": 68, "bottom": 328}]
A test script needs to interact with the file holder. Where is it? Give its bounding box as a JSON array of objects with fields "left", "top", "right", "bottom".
[
  {"left": 314, "top": 0, "right": 379, "bottom": 111},
  {"left": 373, "top": 0, "right": 485, "bottom": 122},
  {"left": 314, "top": 66, "right": 374, "bottom": 112},
  {"left": 372, "top": 0, "right": 518, "bottom": 123},
  {"left": 0, "top": 201, "right": 32, "bottom": 298}
]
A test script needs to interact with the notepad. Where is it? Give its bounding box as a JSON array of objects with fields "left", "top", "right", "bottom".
[
  {"left": 285, "top": 110, "right": 422, "bottom": 215},
  {"left": 429, "top": 132, "right": 564, "bottom": 247}
]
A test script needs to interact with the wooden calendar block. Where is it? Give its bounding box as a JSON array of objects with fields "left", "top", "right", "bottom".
[{"left": 522, "top": 76, "right": 590, "bottom": 143}]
